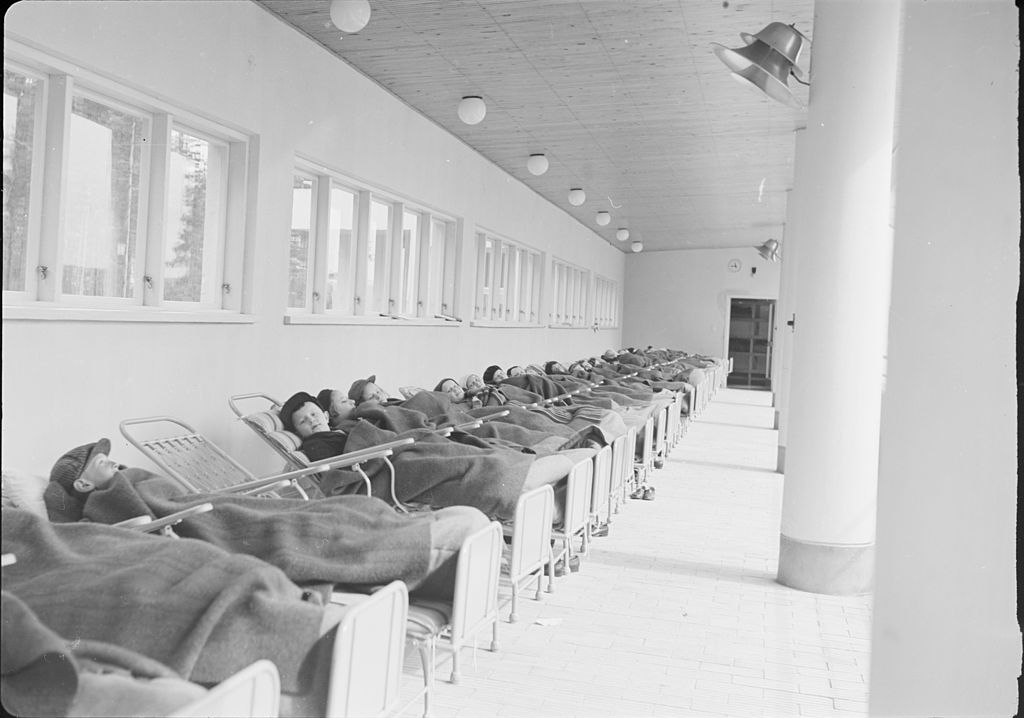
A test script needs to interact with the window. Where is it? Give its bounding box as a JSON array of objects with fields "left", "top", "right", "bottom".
[
  {"left": 287, "top": 160, "right": 460, "bottom": 323},
  {"left": 3, "top": 49, "right": 250, "bottom": 318},
  {"left": 3, "top": 67, "right": 42, "bottom": 294},
  {"left": 163, "top": 126, "right": 227, "bottom": 306},
  {"left": 289, "top": 173, "right": 315, "bottom": 309},
  {"left": 473, "top": 231, "right": 541, "bottom": 325},
  {"left": 427, "top": 217, "right": 457, "bottom": 318},
  {"left": 594, "top": 275, "right": 619, "bottom": 328},
  {"left": 550, "top": 258, "right": 590, "bottom": 328},
  {"left": 365, "top": 198, "right": 391, "bottom": 315},
  {"left": 325, "top": 184, "right": 357, "bottom": 314}
]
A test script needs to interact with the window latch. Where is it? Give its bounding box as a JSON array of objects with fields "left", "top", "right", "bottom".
[
  {"left": 36, "top": 265, "right": 48, "bottom": 279},
  {"left": 222, "top": 282, "right": 232, "bottom": 294},
  {"left": 143, "top": 275, "right": 154, "bottom": 289}
]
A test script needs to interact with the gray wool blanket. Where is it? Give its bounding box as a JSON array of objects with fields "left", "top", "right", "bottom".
[
  {"left": 1, "top": 509, "right": 326, "bottom": 691},
  {"left": 44, "top": 468, "right": 433, "bottom": 594},
  {"left": 333, "top": 421, "right": 537, "bottom": 520}
]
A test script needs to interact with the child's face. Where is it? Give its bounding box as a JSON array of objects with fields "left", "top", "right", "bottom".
[{"left": 75, "top": 453, "right": 120, "bottom": 493}]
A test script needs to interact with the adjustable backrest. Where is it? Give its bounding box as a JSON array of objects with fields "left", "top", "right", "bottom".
[
  {"left": 120, "top": 417, "right": 257, "bottom": 493},
  {"left": 240, "top": 409, "right": 311, "bottom": 468}
]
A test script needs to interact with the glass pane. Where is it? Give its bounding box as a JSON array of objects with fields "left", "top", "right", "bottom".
[
  {"left": 63, "top": 95, "right": 145, "bottom": 298},
  {"left": 366, "top": 199, "right": 390, "bottom": 313},
  {"left": 3, "top": 69, "right": 39, "bottom": 292},
  {"left": 326, "top": 185, "right": 356, "bottom": 314},
  {"left": 400, "top": 210, "right": 419, "bottom": 315},
  {"left": 289, "top": 175, "right": 314, "bottom": 309},
  {"left": 164, "top": 128, "right": 225, "bottom": 303},
  {"left": 426, "top": 218, "right": 446, "bottom": 315},
  {"left": 479, "top": 237, "right": 492, "bottom": 318},
  {"left": 523, "top": 254, "right": 534, "bottom": 321},
  {"left": 496, "top": 245, "right": 509, "bottom": 319}
]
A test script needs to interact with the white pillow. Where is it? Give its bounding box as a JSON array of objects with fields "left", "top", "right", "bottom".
[{"left": 1, "top": 468, "right": 50, "bottom": 518}]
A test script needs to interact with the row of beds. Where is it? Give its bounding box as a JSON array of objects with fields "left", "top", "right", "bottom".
[{"left": 1, "top": 348, "right": 727, "bottom": 718}]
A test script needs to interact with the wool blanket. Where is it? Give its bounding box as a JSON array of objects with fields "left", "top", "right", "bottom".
[
  {"left": 2, "top": 509, "right": 326, "bottom": 691},
  {"left": 492, "top": 383, "right": 545, "bottom": 406},
  {"left": 306, "top": 421, "right": 536, "bottom": 520},
  {"left": 1, "top": 590, "right": 208, "bottom": 717},
  {"left": 353, "top": 393, "right": 596, "bottom": 453},
  {"left": 499, "top": 374, "right": 566, "bottom": 400},
  {"left": 43, "top": 469, "right": 433, "bottom": 594}
]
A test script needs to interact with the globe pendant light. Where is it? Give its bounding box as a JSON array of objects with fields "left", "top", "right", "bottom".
[
  {"left": 568, "top": 188, "right": 586, "bottom": 206},
  {"left": 595, "top": 211, "right": 611, "bottom": 226},
  {"left": 616, "top": 228, "right": 630, "bottom": 242},
  {"left": 526, "top": 154, "right": 549, "bottom": 176},
  {"left": 457, "top": 96, "right": 486, "bottom": 125},
  {"left": 330, "top": 0, "right": 371, "bottom": 33},
  {"left": 630, "top": 240, "right": 644, "bottom": 253}
]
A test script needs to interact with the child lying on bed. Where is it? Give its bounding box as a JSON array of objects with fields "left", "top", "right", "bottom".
[
  {"left": 3, "top": 507, "right": 351, "bottom": 706},
  {"left": 42, "top": 438, "right": 488, "bottom": 602},
  {"left": 280, "top": 392, "right": 595, "bottom": 522}
]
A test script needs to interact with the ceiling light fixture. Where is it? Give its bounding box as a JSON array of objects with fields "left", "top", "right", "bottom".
[
  {"left": 568, "top": 188, "right": 586, "bottom": 206},
  {"left": 616, "top": 228, "right": 630, "bottom": 242},
  {"left": 526, "top": 154, "right": 549, "bottom": 176},
  {"left": 756, "top": 238, "right": 781, "bottom": 261},
  {"left": 329, "top": 0, "right": 371, "bottom": 33},
  {"left": 595, "top": 211, "right": 611, "bottom": 226},
  {"left": 711, "top": 22, "right": 808, "bottom": 108},
  {"left": 631, "top": 241, "right": 644, "bottom": 253},
  {"left": 457, "top": 96, "right": 486, "bottom": 125}
]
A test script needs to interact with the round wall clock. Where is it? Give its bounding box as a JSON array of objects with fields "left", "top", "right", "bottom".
[{"left": 727, "top": 258, "right": 742, "bottom": 272}]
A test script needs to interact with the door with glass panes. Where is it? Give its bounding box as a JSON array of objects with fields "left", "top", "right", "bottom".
[{"left": 727, "top": 298, "right": 775, "bottom": 389}]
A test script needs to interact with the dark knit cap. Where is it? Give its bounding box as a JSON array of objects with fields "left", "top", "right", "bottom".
[
  {"left": 544, "top": 361, "right": 561, "bottom": 375},
  {"left": 316, "top": 388, "right": 335, "bottom": 411},
  {"left": 483, "top": 365, "right": 502, "bottom": 383},
  {"left": 50, "top": 438, "right": 112, "bottom": 498},
  {"left": 280, "top": 391, "right": 319, "bottom": 433},
  {"left": 347, "top": 375, "right": 377, "bottom": 402},
  {"left": 434, "top": 377, "right": 459, "bottom": 392}
]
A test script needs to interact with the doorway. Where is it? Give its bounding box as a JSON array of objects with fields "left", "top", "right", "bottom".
[{"left": 727, "top": 297, "right": 775, "bottom": 390}]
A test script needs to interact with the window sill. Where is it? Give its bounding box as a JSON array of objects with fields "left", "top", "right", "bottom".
[
  {"left": 284, "top": 314, "right": 463, "bottom": 327},
  {"left": 546, "top": 323, "right": 592, "bottom": 330},
  {"left": 2, "top": 304, "right": 255, "bottom": 324},
  {"left": 468, "top": 320, "right": 544, "bottom": 329}
]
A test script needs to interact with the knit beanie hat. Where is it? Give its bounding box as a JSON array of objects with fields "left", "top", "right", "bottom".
[
  {"left": 50, "top": 438, "right": 112, "bottom": 499},
  {"left": 483, "top": 365, "right": 502, "bottom": 383},
  {"left": 316, "top": 388, "right": 335, "bottom": 412},
  {"left": 347, "top": 375, "right": 377, "bottom": 402},
  {"left": 280, "top": 391, "right": 319, "bottom": 433},
  {"left": 434, "top": 377, "right": 459, "bottom": 392}
]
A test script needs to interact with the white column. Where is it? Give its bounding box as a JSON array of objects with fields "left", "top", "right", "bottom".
[
  {"left": 776, "top": 0, "right": 900, "bottom": 594},
  {"left": 773, "top": 130, "right": 806, "bottom": 470},
  {"left": 868, "top": 1, "right": 1021, "bottom": 714}
]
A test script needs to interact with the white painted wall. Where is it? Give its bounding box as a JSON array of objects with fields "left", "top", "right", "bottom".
[
  {"left": 869, "top": 1, "right": 1020, "bottom": 715},
  {"left": 1, "top": 0, "right": 623, "bottom": 474},
  {"left": 622, "top": 248, "right": 781, "bottom": 358}
]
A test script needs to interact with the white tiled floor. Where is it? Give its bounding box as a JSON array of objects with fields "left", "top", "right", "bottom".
[{"left": 404, "top": 389, "right": 872, "bottom": 717}]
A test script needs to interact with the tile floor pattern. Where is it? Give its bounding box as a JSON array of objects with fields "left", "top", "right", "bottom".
[{"left": 401, "top": 389, "right": 872, "bottom": 717}]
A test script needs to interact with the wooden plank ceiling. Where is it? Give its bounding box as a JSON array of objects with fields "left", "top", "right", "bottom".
[{"left": 254, "top": 0, "right": 814, "bottom": 253}]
